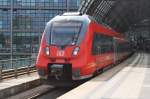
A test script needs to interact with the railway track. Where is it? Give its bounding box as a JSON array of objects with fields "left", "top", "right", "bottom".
[
  {"left": 7, "top": 84, "right": 75, "bottom": 99},
  {"left": 28, "top": 87, "right": 57, "bottom": 99}
]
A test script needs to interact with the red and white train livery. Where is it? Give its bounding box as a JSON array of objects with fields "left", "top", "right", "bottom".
[{"left": 35, "top": 12, "right": 132, "bottom": 86}]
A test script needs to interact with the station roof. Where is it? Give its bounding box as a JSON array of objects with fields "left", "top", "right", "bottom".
[{"left": 79, "top": 0, "right": 150, "bottom": 33}]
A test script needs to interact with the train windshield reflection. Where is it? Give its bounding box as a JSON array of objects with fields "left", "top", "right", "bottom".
[{"left": 50, "top": 21, "right": 82, "bottom": 46}]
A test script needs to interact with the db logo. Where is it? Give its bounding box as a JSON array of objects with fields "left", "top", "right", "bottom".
[{"left": 57, "top": 50, "right": 65, "bottom": 56}]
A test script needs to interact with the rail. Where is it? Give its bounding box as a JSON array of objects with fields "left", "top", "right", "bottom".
[{"left": 0, "top": 58, "right": 36, "bottom": 80}]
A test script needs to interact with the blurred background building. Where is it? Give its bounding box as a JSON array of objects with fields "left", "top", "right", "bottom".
[{"left": 0, "top": 0, "right": 81, "bottom": 60}]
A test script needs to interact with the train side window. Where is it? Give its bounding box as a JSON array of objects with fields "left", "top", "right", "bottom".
[
  {"left": 100, "top": 35, "right": 113, "bottom": 53},
  {"left": 92, "top": 33, "right": 99, "bottom": 55},
  {"left": 92, "top": 32, "right": 113, "bottom": 55}
]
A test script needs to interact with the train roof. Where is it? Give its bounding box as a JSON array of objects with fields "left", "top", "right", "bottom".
[
  {"left": 47, "top": 12, "right": 93, "bottom": 24},
  {"left": 46, "top": 12, "right": 124, "bottom": 40}
]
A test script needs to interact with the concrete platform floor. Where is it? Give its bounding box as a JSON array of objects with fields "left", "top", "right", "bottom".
[
  {"left": 58, "top": 53, "right": 150, "bottom": 99},
  {"left": 0, "top": 72, "right": 39, "bottom": 90},
  {"left": 0, "top": 72, "right": 40, "bottom": 98}
]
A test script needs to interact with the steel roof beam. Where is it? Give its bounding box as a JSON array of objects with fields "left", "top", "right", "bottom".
[{"left": 79, "top": 0, "right": 150, "bottom": 33}]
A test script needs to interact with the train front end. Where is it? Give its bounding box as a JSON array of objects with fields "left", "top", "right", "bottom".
[{"left": 35, "top": 13, "right": 92, "bottom": 86}]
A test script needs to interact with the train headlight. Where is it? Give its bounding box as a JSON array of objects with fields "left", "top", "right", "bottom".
[
  {"left": 73, "top": 47, "right": 80, "bottom": 56},
  {"left": 45, "top": 47, "right": 50, "bottom": 55}
]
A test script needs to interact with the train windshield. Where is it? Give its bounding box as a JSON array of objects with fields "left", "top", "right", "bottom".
[{"left": 50, "top": 21, "right": 82, "bottom": 46}]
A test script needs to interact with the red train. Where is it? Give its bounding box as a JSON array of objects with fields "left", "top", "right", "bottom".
[{"left": 36, "top": 12, "right": 132, "bottom": 86}]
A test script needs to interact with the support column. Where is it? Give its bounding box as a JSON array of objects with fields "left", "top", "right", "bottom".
[
  {"left": 66, "top": 0, "right": 70, "bottom": 12},
  {"left": 10, "top": 0, "right": 13, "bottom": 68}
]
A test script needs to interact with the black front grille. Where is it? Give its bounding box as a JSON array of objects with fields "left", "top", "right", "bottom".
[{"left": 48, "top": 63, "right": 72, "bottom": 80}]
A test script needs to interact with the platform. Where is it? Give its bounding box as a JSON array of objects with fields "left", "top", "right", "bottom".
[
  {"left": 58, "top": 53, "right": 150, "bottom": 99},
  {"left": 0, "top": 72, "right": 40, "bottom": 98}
]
